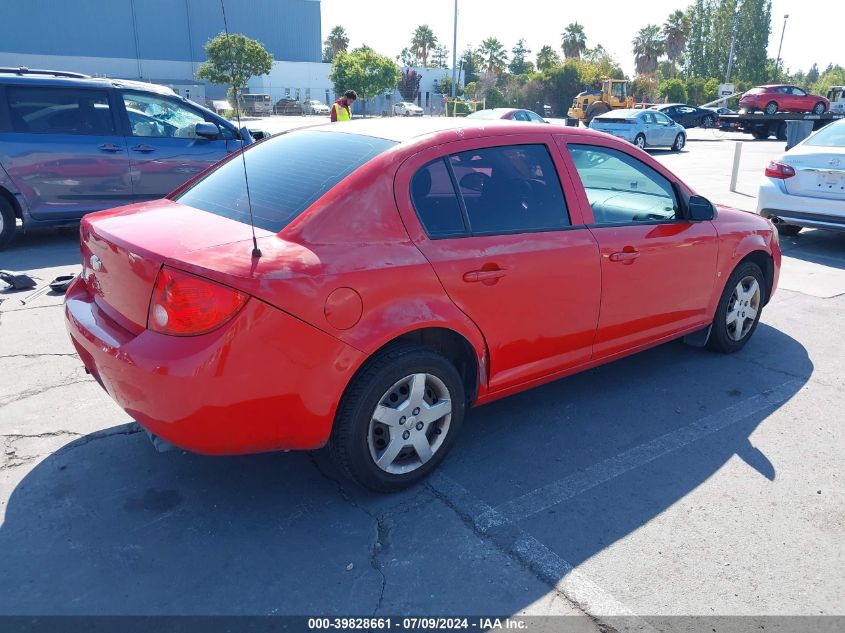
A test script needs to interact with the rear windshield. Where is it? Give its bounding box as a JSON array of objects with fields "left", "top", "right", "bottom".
[
  {"left": 804, "top": 123, "right": 845, "bottom": 147},
  {"left": 175, "top": 130, "right": 396, "bottom": 232}
]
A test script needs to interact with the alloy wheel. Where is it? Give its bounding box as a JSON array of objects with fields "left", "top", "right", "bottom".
[
  {"left": 367, "top": 373, "right": 452, "bottom": 475},
  {"left": 726, "top": 276, "right": 761, "bottom": 342},
  {"left": 635, "top": 135, "right": 645, "bottom": 149}
]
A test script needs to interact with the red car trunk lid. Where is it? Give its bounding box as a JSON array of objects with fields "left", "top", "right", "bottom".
[{"left": 79, "top": 200, "right": 272, "bottom": 331}]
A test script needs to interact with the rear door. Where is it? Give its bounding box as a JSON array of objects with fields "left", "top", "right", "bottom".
[
  {"left": 117, "top": 90, "right": 238, "bottom": 200},
  {"left": 652, "top": 111, "right": 677, "bottom": 144},
  {"left": 555, "top": 135, "right": 718, "bottom": 358},
  {"left": 0, "top": 84, "right": 132, "bottom": 221},
  {"left": 395, "top": 135, "right": 602, "bottom": 392}
]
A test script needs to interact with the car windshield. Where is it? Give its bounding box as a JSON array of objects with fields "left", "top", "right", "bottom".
[
  {"left": 175, "top": 130, "right": 397, "bottom": 232},
  {"left": 804, "top": 123, "right": 845, "bottom": 147}
]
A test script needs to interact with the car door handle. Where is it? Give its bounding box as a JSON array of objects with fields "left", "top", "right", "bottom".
[
  {"left": 131, "top": 144, "right": 155, "bottom": 153},
  {"left": 463, "top": 268, "right": 507, "bottom": 284},
  {"left": 609, "top": 250, "right": 640, "bottom": 263},
  {"left": 98, "top": 143, "right": 123, "bottom": 153}
]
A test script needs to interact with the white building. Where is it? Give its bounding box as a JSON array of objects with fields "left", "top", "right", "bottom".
[{"left": 248, "top": 61, "right": 455, "bottom": 116}]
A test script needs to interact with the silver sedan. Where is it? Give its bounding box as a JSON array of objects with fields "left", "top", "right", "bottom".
[{"left": 589, "top": 108, "right": 687, "bottom": 151}]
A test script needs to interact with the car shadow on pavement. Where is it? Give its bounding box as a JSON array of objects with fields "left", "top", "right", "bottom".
[
  {"left": 2, "top": 228, "right": 81, "bottom": 271},
  {"left": 0, "top": 322, "right": 811, "bottom": 616},
  {"left": 779, "top": 229, "right": 845, "bottom": 271}
]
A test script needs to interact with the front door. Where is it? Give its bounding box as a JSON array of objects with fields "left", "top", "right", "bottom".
[
  {"left": 118, "top": 91, "right": 237, "bottom": 200},
  {"left": 0, "top": 85, "right": 132, "bottom": 221},
  {"left": 395, "top": 137, "right": 602, "bottom": 391},
  {"left": 558, "top": 138, "right": 718, "bottom": 358}
]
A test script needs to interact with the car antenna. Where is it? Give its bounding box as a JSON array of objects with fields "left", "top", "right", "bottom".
[{"left": 220, "top": 0, "right": 261, "bottom": 258}]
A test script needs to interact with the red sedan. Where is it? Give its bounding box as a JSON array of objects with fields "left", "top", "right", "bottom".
[
  {"left": 65, "top": 119, "right": 781, "bottom": 491},
  {"left": 739, "top": 84, "right": 830, "bottom": 115}
]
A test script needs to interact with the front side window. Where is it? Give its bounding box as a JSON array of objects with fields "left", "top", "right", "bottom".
[
  {"left": 6, "top": 87, "right": 114, "bottom": 135},
  {"left": 123, "top": 92, "right": 208, "bottom": 138},
  {"left": 791, "top": 87, "right": 807, "bottom": 96},
  {"left": 176, "top": 130, "right": 396, "bottom": 232},
  {"left": 568, "top": 144, "right": 678, "bottom": 225},
  {"left": 654, "top": 112, "right": 673, "bottom": 125}
]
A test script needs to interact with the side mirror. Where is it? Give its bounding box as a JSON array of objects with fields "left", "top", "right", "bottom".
[
  {"left": 688, "top": 195, "right": 715, "bottom": 221},
  {"left": 195, "top": 122, "right": 220, "bottom": 139}
]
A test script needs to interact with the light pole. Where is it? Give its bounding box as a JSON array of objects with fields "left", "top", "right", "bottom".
[
  {"left": 451, "top": 0, "right": 458, "bottom": 98},
  {"left": 774, "top": 14, "right": 789, "bottom": 82}
]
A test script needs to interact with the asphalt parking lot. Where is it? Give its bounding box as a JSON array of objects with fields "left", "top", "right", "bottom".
[{"left": 1, "top": 123, "right": 843, "bottom": 628}]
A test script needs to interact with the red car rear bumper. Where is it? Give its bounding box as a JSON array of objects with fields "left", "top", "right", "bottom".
[{"left": 64, "top": 276, "right": 365, "bottom": 454}]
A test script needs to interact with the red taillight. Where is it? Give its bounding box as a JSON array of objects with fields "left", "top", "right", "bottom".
[
  {"left": 148, "top": 267, "right": 248, "bottom": 336},
  {"left": 765, "top": 161, "right": 796, "bottom": 179}
]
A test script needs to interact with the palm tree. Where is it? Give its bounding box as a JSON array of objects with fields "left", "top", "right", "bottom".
[
  {"left": 411, "top": 24, "right": 438, "bottom": 67},
  {"left": 561, "top": 23, "right": 587, "bottom": 59},
  {"left": 536, "top": 45, "right": 561, "bottom": 71},
  {"left": 478, "top": 37, "right": 508, "bottom": 75},
  {"left": 324, "top": 26, "right": 349, "bottom": 62},
  {"left": 632, "top": 25, "right": 664, "bottom": 76},
  {"left": 662, "top": 10, "right": 690, "bottom": 77}
]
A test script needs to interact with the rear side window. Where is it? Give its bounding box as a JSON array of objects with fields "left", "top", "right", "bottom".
[
  {"left": 6, "top": 87, "right": 115, "bottom": 135},
  {"left": 176, "top": 130, "right": 396, "bottom": 232},
  {"left": 452, "top": 144, "right": 570, "bottom": 235},
  {"left": 411, "top": 144, "right": 570, "bottom": 237},
  {"left": 568, "top": 144, "right": 678, "bottom": 225},
  {"left": 411, "top": 160, "right": 467, "bottom": 237}
]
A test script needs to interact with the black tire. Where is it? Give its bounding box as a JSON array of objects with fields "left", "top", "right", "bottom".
[
  {"left": 813, "top": 102, "right": 826, "bottom": 115},
  {"left": 672, "top": 133, "right": 685, "bottom": 151},
  {"left": 702, "top": 114, "right": 715, "bottom": 128},
  {"left": 776, "top": 121, "right": 788, "bottom": 141},
  {"left": 634, "top": 133, "right": 646, "bottom": 149},
  {"left": 708, "top": 262, "right": 766, "bottom": 354},
  {"left": 584, "top": 102, "right": 610, "bottom": 126},
  {"left": 776, "top": 223, "right": 802, "bottom": 236},
  {"left": 752, "top": 131, "right": 770, "bottom": 140},
  {"left": 764, "top": 101, "right": 778, "bottom": 115},
  {"left": 0, "top": 197, "right": 16, "bottom": 250},
  {"left": 327, "top": 344, "right": 466, "bottom": 492}
]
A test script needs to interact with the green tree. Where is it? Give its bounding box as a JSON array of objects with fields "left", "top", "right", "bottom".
[
  {"left": 478, "top": 37, "right": 508, "bottom": 75},
  {"left": 397, "top": 48, "right": 417, "bottom": 67},
  {"left": 733, "top": 0, "right": 770, "bottom": 84},
  {"left": 460, "top": 48, "right": 483, "bottom": 84},
  {"left": 561, "top": 23, "right": 587, "bottom": 59},
  {"left": 536, "top": 45, "right": 561, "bottom": 71},
  {"left": 432, "top": 44, "right": 449, "bottom": 69},
  {"left": 197, "top": 32, "right": 273, "bottom": 96},
  {"left": 411, "top": 24, "right": 438, "bottom": 67},
  {"left": 812, "top": 64, "right": 845, "bottom": 96},
  {"left": 632, "top": 25, "right": 664, "bottom": 76},
  {"left": 323, "top": 25, "right": 349, "bottom": 63},
  {"left": 509, "top": 38, "right": 533, "bottom": 75},
  {"left": 659, "top": 78, "right": 688, "bottom": 102},
  {"left": 684, "top": 0, "right": 713, "bottom": 78},
  {"left": 542, "top": 62, "right": 581, "bottom": 116},
  {"left": 663, "top": 10, "right": 690, "bottom": 78},
  {"left": 631, "top": 75, "right": 658, "bottom": 102},
  {"left": 330, "top": 48, "right": 400, "bottom": 115},
  {"left": 806, "top": 63, "right": 820, "bottom": 87},
  {"left": 685, "top": 76, "right": 707, "bottom": 104}
]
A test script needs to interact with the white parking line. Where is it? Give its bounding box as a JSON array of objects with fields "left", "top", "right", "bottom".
[
  {"left": 430, "top": 472, "right": 657, "bottom": 631},
  {"left": 474, "top": 379, "right": 802, "bottom": 532}
]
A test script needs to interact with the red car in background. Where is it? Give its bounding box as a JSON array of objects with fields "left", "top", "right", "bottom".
[
  {"left": 65, "top": 119, "right": 781, "bottom": 492},
  {"left": 739, "top": 85, "right": 830, "bottom": 115}
]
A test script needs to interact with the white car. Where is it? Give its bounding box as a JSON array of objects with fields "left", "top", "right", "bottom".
[
  {"left": 757, "top": 118, "right": 845, "bottom": 235},
  {"left": 393, "top": 101, "right": 424, "bottom": 117},
  {"left": 304, "top": 99, "right": 330, "bottom": 115}
]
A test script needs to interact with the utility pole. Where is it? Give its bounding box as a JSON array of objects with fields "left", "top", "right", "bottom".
[
  {"left": 724, "top": 1, "right": 740, "bottom": 83},
  {"left": 451, "top": 0, "right": 458, "bottom": 97},
  {"left": 773, "top": 14, "right": 789, "bottom": 82}
]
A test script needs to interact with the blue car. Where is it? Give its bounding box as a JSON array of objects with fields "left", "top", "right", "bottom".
[
  {"left": 589, "top": 108, "right": 687, "bottom": 151},
  {"left": 0, "top": 67, "right": 258, "bottom": 248}
]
